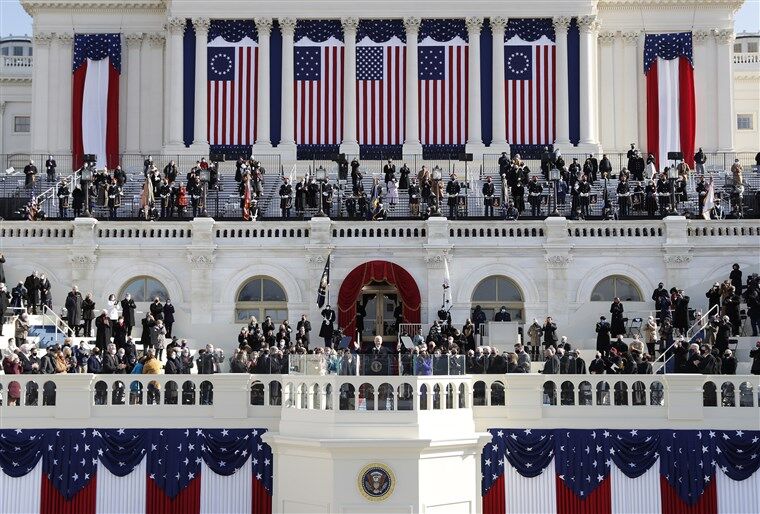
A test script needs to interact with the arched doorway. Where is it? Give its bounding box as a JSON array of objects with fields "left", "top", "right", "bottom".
[
  {"left": 359, "top": 281, "right": 401, "bottom": 345},
  {"left": 338, "top": 261, "right": 421, "bottom": 348}
]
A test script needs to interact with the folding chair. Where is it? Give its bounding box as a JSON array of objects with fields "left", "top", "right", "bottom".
[{"left": 627, "top": 317, "right": 642, "bottom": 338}]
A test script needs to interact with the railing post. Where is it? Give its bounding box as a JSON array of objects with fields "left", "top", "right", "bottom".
[
  {"left": 211, "top": 374, "right": 251, "bottom": 419},
  {"left": 54, "top": 375, "right": 94, "bottom": 419},
  {"left": 504, "top": 374, "right": 544, "bottom": 420},
  {"left": 663, "top": 375, "right": 705, "bottom": 421}
]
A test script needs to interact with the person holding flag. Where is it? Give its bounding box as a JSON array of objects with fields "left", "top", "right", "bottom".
[
  {"left": 701, "top": 178, "right": 715, "bottom": 220},
  {"left": 316, "top": 256, "right": 336, "bottom": 347}
]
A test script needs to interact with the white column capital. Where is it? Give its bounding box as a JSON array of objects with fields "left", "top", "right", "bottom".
[
  {"left": 598, "top": 31, "right": 616, "bottom": 46},
  {"left": 57, "top": 33, "right": 73, "bottom": 45},
  {"left": 167, "top": 17, "right": 186, "bottom": 34},
  {"left": 341, "top": 17, "right": 359, "bottom": 34},
  {"left": 192, "top": 17, "right": 211, "bottom": 33},
  {"left": 621, "top": 31, "right": 639, "bottom": 46},
  {"left": 577, "top": 15, "right": 598, "bottom": 33},
  {"left": 403, "top": 17, "right": 422, "bottom": 35},
  {"left": 255, "top": 17, "right": 273, "bottom": 36},
  {"left": 713, "top": 29, "right": 734, "bottom": 45},
  {"left": 146, "top": 33, "right": 165, "bottom": 48},
  {"left": 465, "top": 17, "right": 484, "bottom": 34},
  {"left": 491, "top": 16, "right": 508, "bottom": 32},
  {"left": 125, "top": 33, "right": 144, "bottom": 48},
  {"left": 552, "top": 16, "right": 572, "bottom": 33},
  {"left": 280, "top": 18, "right": 297, "bottom": 35},
  {"left": 33, "top": 33, "right": 53, "bottom": 45},
  {"left": 692, "top": 30, "right": 711, "bottom": 44},
  {"left": 0, "top": 101, "right": 6, "bottom": 115}
]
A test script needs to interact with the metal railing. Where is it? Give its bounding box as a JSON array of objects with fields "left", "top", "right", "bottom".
[{"left": 652, "top": 304, "right": 719, "bottom": 374}]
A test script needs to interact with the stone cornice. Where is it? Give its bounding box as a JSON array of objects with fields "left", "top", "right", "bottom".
[
  {"left": 598, "top": 0, "right": 742, "bottom": 9},
  {"left": 22, "top": 0, "right": 164, "bottom": 15},
  {"left": 0, "top": 76, "right": 33, "bottom": 84}
]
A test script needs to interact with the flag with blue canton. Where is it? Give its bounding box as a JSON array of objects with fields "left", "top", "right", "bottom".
[
  {"left": 643, "top": 32, "right": 693, "bottom": 72},
  {"left": 555, "top": 429, "right": 610, "bottom": 498},
  {"left": 73, "top": 33, "right": 121, "bottom": 72}
]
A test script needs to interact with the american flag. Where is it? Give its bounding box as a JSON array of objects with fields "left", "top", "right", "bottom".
[
  {"left": 294, "top": 20, "right": 344, "bottom": 145},
  {"left": 418, "top": 19, "right": 468, "bottom": 146},
  {"left": 504, "top": 19, "right": 556, "bottom": 145},
  {"left": 207, "top": 20, "right": 259, "bottom": 147},
  {"left": 356, "top": 20, "right": 406, "bottom": 146}
]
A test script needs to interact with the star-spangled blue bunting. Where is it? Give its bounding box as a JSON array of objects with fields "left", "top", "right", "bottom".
[
  {"left": 357, "top": 19, "right": 405, "bottom": 43},
  {"left": 419, "top": 19, "right": 467, "bottom": 43},
  {"left": 0, "top": 428, "right": 273, "bottom": 500},
  {"left": 505, "top": 18, "right": 555, "bottom": 43},
  {"left": 208, "top": 20, "right": 258, "bottom": 42},
  {"left": 72, "top": 33, "right": 122, "bottom": 72},
  {"left": 482, "top": 429, "right": 760, "bottom": 505},
  {"left": 643, "top": 32, "right": 693, "bottom": 72},
  {"left": 295, "top": 20, "right": 343, "bottom": 42}
]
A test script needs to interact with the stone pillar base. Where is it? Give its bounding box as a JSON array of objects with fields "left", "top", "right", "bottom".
[
  {"left": 189, "top": 142, "right": 210, "bottom": 155},
  {"left": 402, "top": 141, "right": 423, "bottom": 156},
  {"left": 487, "top": 142, "right": 510, "bottom": 156},
  {"left": 339, "top": 141, "right": 360, "bottom": 156},
  {"left": 252, "top": 142, "right": 274, "bottom": 155}
]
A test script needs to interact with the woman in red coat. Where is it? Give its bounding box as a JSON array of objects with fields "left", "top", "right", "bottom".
[{"left": 2, "top": 353, "right": 22, "bottom": 405}]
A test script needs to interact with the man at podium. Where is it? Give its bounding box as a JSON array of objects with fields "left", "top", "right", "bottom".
[{"left": 363, "top": 336, "right": 390, "bottom": 375}]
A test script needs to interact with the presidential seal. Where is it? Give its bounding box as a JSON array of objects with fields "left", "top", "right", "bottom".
[{"left": 357, "top": 462, "right": 395, "bottom": 501}]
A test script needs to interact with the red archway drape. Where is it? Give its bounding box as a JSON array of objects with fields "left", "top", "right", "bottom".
[{"left": 337, "top": 261, "right": 421, "bottom": 345}]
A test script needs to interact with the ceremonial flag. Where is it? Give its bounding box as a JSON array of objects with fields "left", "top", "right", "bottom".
[
  {"left": 0, "top": 428, "right": 273, "bottom": 514},
  {"left": 504, "top": 19, "right": 556, "bottom": 145},
  {"left": 207, "top": 20, "right": 259, "bottom": 147},
  {"left": 443, "top": 256, "right": 452, "bottom": 306},
  {"left": 702, "top": 179, "right": 715, "bottom": 220},
  {"left": 72, "top": 34, "right": 121, "bottom": 170},
  {"left": 356, "top": 20, "right": 406, "bottom": 146},
  {"left": 644, "top": 32, "right": 696, "bottom": 169},
  {"left": 316, "top": 255, "right": 331, "bottom": 308},
  {"left": 482, "top": 428, "right": 760, "bottom": 514},
  {"left": 418, "top": 19, "right": 468, "bottom": 146},
  {"left": 294, "top": 20, "right": 344, "bottom": 146}
]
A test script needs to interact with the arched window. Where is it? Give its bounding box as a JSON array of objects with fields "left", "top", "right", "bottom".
[
  {"left": 591, "top": 276, "right": 643, "bottom": 302},
  {"left": 471, "top": 276, "right": 524, "bottom": 322},
  {"left": 120, "top": 276, "right": 169, "bottom": 302},
  {"left": 235, "top": 277, "right": 288, "bottom": 324}
]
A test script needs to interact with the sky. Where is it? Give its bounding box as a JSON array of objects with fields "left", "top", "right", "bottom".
[{"left": 0, "top": 0, "right": 759, "bottom": 37}]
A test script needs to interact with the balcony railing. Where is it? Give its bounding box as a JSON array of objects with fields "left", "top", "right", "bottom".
[
  {"left": 734, "top": 52, "right": 760, "bottom": 64},
  {"left": 0, "top": 55, "right": 33, "bottom": 76}
]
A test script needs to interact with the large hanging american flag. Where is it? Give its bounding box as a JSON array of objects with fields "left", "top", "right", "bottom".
[
  {"left": 72, "top": 33, "right": 121, "bottom": 170},
  {"left": 644, "top": 32, "right": 696, "bottom": 169},
  {"left": 207, "top": 20, "right": 259, "bottom": 147},
  {"left": 0, "top": 428, "right": 273, "bottom": 514},
  {"left": 504, "top": 19, "right": 556, "bottom": 146},
  {"left": 356, "top": 20, "right": 406, "bottom": 146},
  {"left": 418, "top": 19, "right": 468, "bottom": 146},
  {"left": 482, "top": 428, "right": 760, "bottom": 514},
  {"left": 294, "top": 20, "right": 344, "bottom": 146}
]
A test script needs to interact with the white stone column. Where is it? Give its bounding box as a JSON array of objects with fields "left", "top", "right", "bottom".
[
  {"left": 31, "top": 32, "right": 52, "bottom": 155},
  {"left": 166, "top": 17, "right": 185, "bottom": 149},
  {"left": 692, "top": 31, "right": 713, "bottom": 152},
  {"left": 125, "top": 33, "right": 143, "bottom": 153},
  {"left": 0, "top": 102, "right": 5, "bottom": 156},
  {"left": 715, "top": 29, "right": 734, "bottom": 151},
  {"left": 577, "top": 15, "right": 599, "bottom": 149},
  {"left": 611, "top": 32, "right": 625, "bottom": 154},
  {"left": 552, "top": 17, "right": 571, "bottom": 149},
  {"left": 340, "top": 17, "right": 360, "bottom": 156},
  {"left": 47, "top": 34, "right": 61, "bottom": 153},
  {"left": 636, "top": 32, "right": 647, "bottom": 149},
  {"left": 57, "top": 33, "right": 73, "bottom": 153},
  {"left": 403, "top": 17, "right": 422, "bottom": 155},
  {"left": 621, "top": 31, "right": 639, "bottom": 154},
  {"left": 191, "top": 18, "right": 210, "bottom": 153},
  {"left": 490, "top": 16, "right": 509, "bottom": 154},
  {"left": 143, "top": 34, "right": 165, "bottom": 154},
  {"left": 253, "top": 17, "right": 273, "bottom": 151},
  {"left": 465, "top": 17, "right": 484, "bottom": 155},
  {"left": 598, "top": 31, "right": 615, "bottom": 152},
  {"left": 278, "top": 18, "right": 297, "bottom": 160}
]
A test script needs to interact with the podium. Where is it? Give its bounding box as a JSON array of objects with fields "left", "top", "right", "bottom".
[{"left": 485, "top": 321, "right": 521, "bottom": 352}]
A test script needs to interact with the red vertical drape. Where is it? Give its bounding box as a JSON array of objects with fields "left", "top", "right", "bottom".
[
  {"left": 252, "top": 476, "right": 273, "bottom": 514},
  {"left": 40, "top": 473, "right": 97, "bottom": 514},
  {"left": 105, "top": 64, "right": 120, "bottom": 169},
  {"left": 71, "top": 62, "right": 87, "bottom": 171},
  {"left": 678, "top": 56, "right": 696, "bottom": 168},
  {"left": 482, "top": 474, "right": 506, "bottom": 514},
  {"left": 555, "top": 475, "right": 612, "bottom": 514},
  {"left": 645, "top": 60, "right": 660, "bottom": 166},
  {"left": 660, "top": 475, "right": 717, "bottom": 514},
  {"left": 146, "top": 475, "right": 201, "bottom": 514},
  {"left": 337, "top": 261, "right": 421, "bottom": 345}
]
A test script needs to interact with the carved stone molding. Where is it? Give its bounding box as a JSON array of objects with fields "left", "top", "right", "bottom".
[
  {"left": 577, "top": 15, "right": 598, "bottom": 33},
  {"left": 192, "top": 18, "right": 211, "bottom": 34},
  {"left": 403, "top": 17, "right": 422, "bottom": 35},
  {"left": 692, "top": 30, "right": 711, "bottom": 43},
  {"left": 305, "top": 252, "right": 332, "bottom": 270},
  {"left": 57, "top": 33, "right": 74, "bottom": 45},
  {"left": 465, "top": 17, "right": 484, "bottom": 34},
  {"left": 621, "top": 31, "right": 640, "bottom": 45},
  {"left": 341, "top": 17, "right": 359, "bottom": 34},
  {"left": 70, "top": 254, "right": 98, "bottom": 270},
  {"left": 33, "top": 33, "right": 53, "bottom": 45},
  {"left": 552, "top": 16, "right": 572, "bottom": 32},
  {"left": 146, "top": 33, "right": 165, "bottom": 48},
  {"left": 254, "top": 18, "right": 273, "bottom": 36},
  {"left": 424, "top": 250, "right": 451, "bottom": 269},
  {"left": 279, "top": 18, "right": 297, "bottom": 35},
  {"left": 491, "top": 16, "right": 508, "bottom": 32},
  {"left": 125, "top": 33, "right": 143, "bottom": 48},
  {"left": 187, "top": 252, "right": 215, "bottom": 270},
  {"left": 167, "top": 17, "right": 186, "bottom": 35},
  {"left": 0, "top": 102, "right": 5, "bottom": 115},
  {"left": 713, "top": 29, "right": 735, "bottom": 44},
  {"left": 544, "top": 254, "right": 573, "bottom": 268},
  {"left": 663, "top": 254, "right": 692, "bottom": 266},
  {"left": 598, "top": 31, "right": 616, "bottom": 45}
]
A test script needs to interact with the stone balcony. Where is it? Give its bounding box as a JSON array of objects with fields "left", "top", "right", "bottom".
[{"left": 0, "top": 55, "right": 33, "bottom": 78}]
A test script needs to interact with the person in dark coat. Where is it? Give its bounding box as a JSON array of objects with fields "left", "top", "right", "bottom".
[
  {"left": 140, "top": 313, "right": 155, "bottom": 350},
  {"left": 82, "top": 293, "right": 96, "bottom": 337},
  {"left": 103, "top": 344, "right": 121, "bottom": 374},
  {"left": 542, "top": 349, "right": 560, "bottom": 374},
  {"left": 723, "top": 292, "right": 742, "bottom": 336},
  {"left": 112, "top": 316, "right": 128, "bottom": 350},
  {"left": 320, "top": 305, "right": 336, "bottom": 348},
  {"left": 24, "top": 271, "right": 40, "bottom": 314},
  {"left": 65, "top": 286, "right": 84, "bottom": 336},
  {"left": 163, "top": 299, "right": 175, "bottom": 337},
  {"left": 542, "top": 317, "right": 558, "bottom": 348},
  {"left": 589, "top": 353, "right": 606, "bottom": 374},
  {"left": 595, "top": 316, "right": 611, "bottom": 358},
  {"left": 749, "top": 341, "right": 760, "bottom": 375},
  {"left": 0, "top": 253, "right": 5, "bottom": 284},
  {"left": 95, "top": 310, "right": 112, "bottom": 353},
  {"left": 729, "top": 264, "right": 743, "bottom": 296},
  {"left": 610, "top": 298, "right": 626, "bottom": 337},
  {"left": 672, "top": 290, "right": 690, "bottom": 335},
  {"left": 0, "top": 283, "right": 10, "bottom": 336},
  {"left": 120, "top": 294, "right": 137, "bottom": 336},
  {"left": 149, "top": 297, "right": 164, "bottom": 321},
  {"left": 705, "top": 282, "right": 721, "bottom": 313},
  {"left": 10, "top": 282, "right": 26, "bottom": 312}
]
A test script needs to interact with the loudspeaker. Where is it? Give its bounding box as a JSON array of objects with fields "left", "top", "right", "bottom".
[
  {"left": 83, "top": 154, "right": 96, "bottom": 163},
  {"left": 209, "top": 153, "right": 226, "bottom": 163},
  {"left": 458, "top": 153, "right": 474, "bottom": 162},
  {"left": 667, "top": 151, "right": 683, "bottom": 161}
]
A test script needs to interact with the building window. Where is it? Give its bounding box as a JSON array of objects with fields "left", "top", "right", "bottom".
[
  {"left": 12, "top": 46, "right": 23, "bottom": 56},
  {"left": 120, "top": 276, "right": 170, "bottom": 302},
  {"left": 14, "top": 116, "right": 30, "bottom": 133},
  {"left": 235, "top": 277, "right": 288, "bottom": 324},
  {"left": 471, "top": 276, "right": 524, "bottom": 322},
  {"left": 748, "top": 42, "right": 758, "bottom": 53},
  {"left": 591, "top": 276, "right": 642, "bottom": 302},
  {"left": 737, "top": 114, "right": 754, "bottom": 131},
  {"left": 1, "top": 47, "right": 8, "bottom": 56}
]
